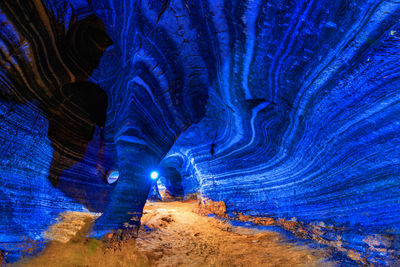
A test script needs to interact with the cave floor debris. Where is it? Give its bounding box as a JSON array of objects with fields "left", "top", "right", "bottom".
[
  {"left": 15, "top": 201, "right": 340, "bottom": 267},
  {"left": 137, "top": 201, "right": 337, "bottom": 267}
]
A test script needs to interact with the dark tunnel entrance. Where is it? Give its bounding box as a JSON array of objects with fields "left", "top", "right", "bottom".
[
  {"left": 147, "top": 166, "right": 185, "bottom": 201},
  {"left": 161, "top": 167, "right": 185, "bottom": 199}
]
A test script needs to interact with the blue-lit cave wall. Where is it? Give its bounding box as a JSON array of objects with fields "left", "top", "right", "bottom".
[
  {"left": 0, "top": 101, "right": 88, "bottom": 261},
  {"left": 0, "top": 0, "right": 400, "bottom": 265},
  {"left": 159, "top": 153, "right": 200, "bottom": 199},
  {"left": 0, "top": 0, "right": 211, "bottom": 256},
  {"left": 157, "top": 0, "right": 400, "bottom": 264}
]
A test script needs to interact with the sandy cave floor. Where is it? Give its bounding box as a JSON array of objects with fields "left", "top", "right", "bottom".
[{"left": 14, "top": 201, "right": 341, "bottom": 267}]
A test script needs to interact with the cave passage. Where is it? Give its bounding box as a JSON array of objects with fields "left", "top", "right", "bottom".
[
  {"left": 159, "top": 166, "right": 185, "bottom": 199},
  {"left": 0, "top": 0, "right": 400, "bottom": 266}
]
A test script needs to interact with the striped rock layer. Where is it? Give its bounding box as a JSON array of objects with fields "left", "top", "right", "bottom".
[{"left": 0, "top": 0, "right": 399, "bottom": 265}]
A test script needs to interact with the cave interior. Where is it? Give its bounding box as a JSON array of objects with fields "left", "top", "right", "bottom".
[{"left": 0, "top": 0, "right": 400, "bottom": 265}]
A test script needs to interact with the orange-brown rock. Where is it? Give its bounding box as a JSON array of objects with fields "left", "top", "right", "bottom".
[{"left": 196, "top": 198, "right": 227, "bottom": 218}]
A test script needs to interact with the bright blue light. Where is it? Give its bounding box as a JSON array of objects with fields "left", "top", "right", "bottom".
[
  {"left": 107, "top": 170, "right": 119, "bottom": 184},
  {"left": 150, "top": 171, "right": 159, "bottom": 180}
]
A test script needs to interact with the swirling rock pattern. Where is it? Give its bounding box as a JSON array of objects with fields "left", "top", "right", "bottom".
[
  {"left": 0, "top": 0, "right": 399, "bottom": 265},
  {"left": 0, "top": 100, "right": 90, "bottom": 261},
  {"left": 159, "top": 0, "right": 400, "bottom": 264},
  {"left": 0, "top": 0, "right": 112, "bottom": 260},
  {"left": 0, "top": 0, "right": 210, "bottom": 255}
]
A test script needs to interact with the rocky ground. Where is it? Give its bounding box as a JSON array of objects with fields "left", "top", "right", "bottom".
[{"left": 14, "top": 201, "right": 338, "bottom": 267}]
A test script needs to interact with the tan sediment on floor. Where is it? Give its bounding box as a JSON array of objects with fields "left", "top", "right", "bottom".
[
  {"left": 14, "top": 201, "right": 336, "bottom": 267},
  {"left": 197, "top": 197, "right": 370, "bottom": 264},
  {"left": 44, "top": 212, "right": 100, "bottom": 243},
  {"left": 138, "top": 201, "right": 335, "bottom": 267}
]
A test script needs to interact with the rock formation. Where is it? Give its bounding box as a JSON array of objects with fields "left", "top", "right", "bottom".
[{"left": 0, "top": 0, "right": 399, "bottom": 265}]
